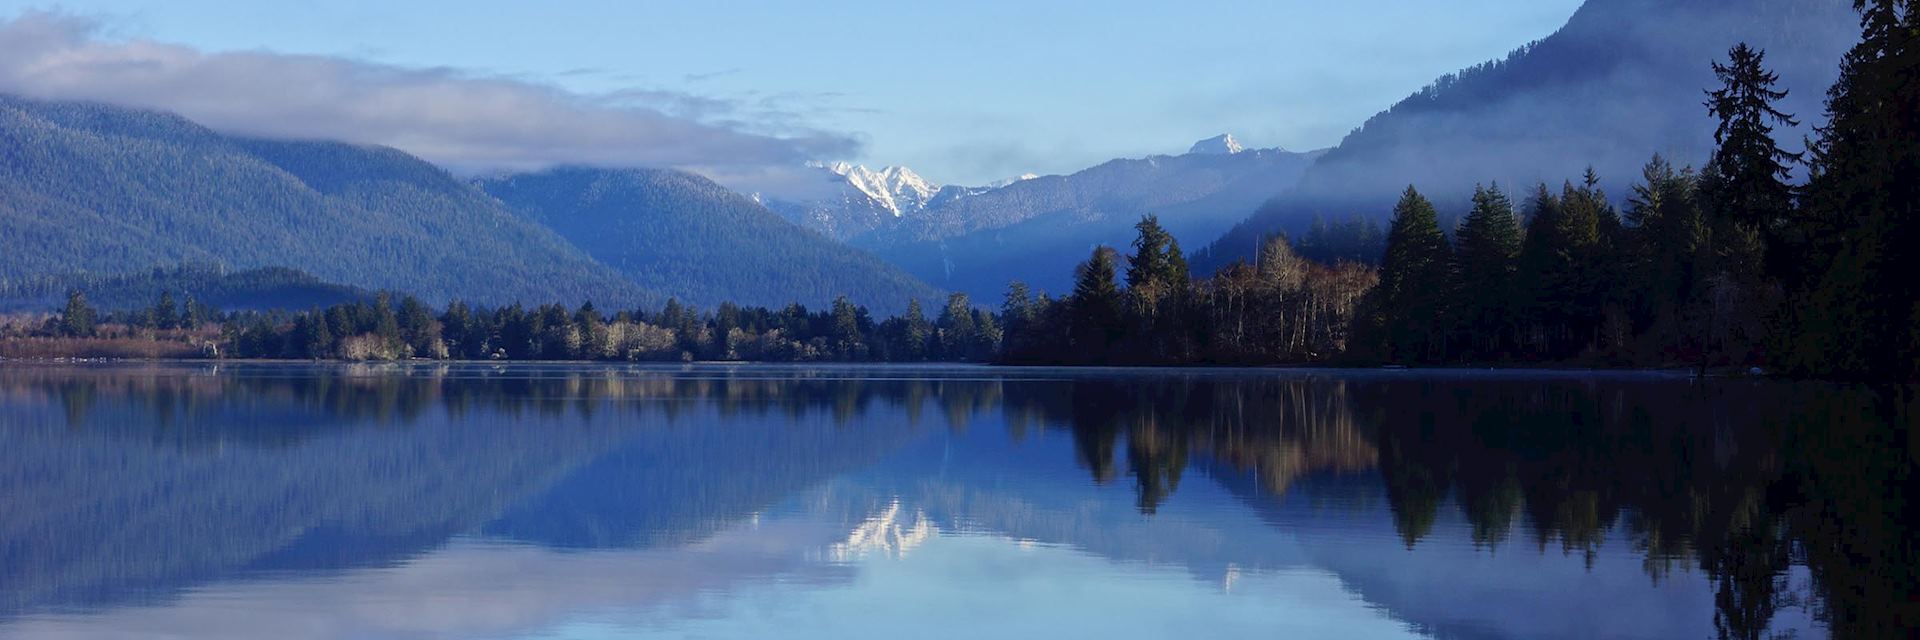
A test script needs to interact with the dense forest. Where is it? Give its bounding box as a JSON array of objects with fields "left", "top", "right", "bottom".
[
  {"left": 6, "top": 286, "right": 1002, "bottom": 363},
  {"left": 0, "top": 264, "right": 368, "bottom": 312}
]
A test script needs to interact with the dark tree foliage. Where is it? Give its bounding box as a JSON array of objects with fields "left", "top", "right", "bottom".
[
  {"left": 1786, "top": 0, "right": 1920, "bottom": 380},
  {"left": 1361, "top": 187, "right": 1453, "bottom": 363},
  {"left": 58, "top": 290, "right": 96, "bottom": 338},
  {"left": 1624, "top": 156, "right": 1709, "bottom": 361},
  {"left": 1688, "top": 44, "right": 1803, "bottom": 367},
  {"left": 1703, "top": 43, "right": 1802, "bottom": 279},
  {"left": 1067, "top": 247, "right": 1126, "bottom": 364},
  {"left": 1296, "top": 214, "right": 1388, "bottom": 264},
  {"left": 1452, "top": 184, "right": 1523, "bottom": 359},
  {"left": 1517, "top": 174, "right": 1623, "bottom": 361}
]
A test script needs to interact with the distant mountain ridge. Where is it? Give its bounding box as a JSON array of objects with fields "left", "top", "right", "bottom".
[
  {"left": 478, "top": 167, "right": 942, "bottom": 312},
  {"left": 0, "top": 94, "right": 945, "bottom": 312},
  {"left": 1188, "top": 134, "right": 1248, "bottom": 155},
  {"left": 0, "top": 94, "right": 652, "bottom": 307},
  {"left": 756, "top": 137, "right": 1320, "bottom": 298},
  {"left": 1195, "top": 0, "right": 1859, "bottom": 271},
  {"left": 847, "top": 140, "right": 1326, "bottom": 298}
]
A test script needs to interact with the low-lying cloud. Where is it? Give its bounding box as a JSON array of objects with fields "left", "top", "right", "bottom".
[{"left": 0, "top": 12, "right": 860, "bottom": 175}]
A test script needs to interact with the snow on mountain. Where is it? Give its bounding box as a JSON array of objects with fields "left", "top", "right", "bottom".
[
  {"left": 770, "top": 136, "right": 1286, "bottom": 243},
  {"left": 820, "top": 162, "right": 942, "bottom": 217},
  {"left": 1187, "top": 134, "right": 1247, "bottom": 155},
  {"left": 985, "top": 173, "right": 1040, "bottom": 189}
]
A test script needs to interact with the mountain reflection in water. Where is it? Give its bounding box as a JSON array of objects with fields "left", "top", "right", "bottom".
[{"left": 0, "top": 363, "right": 1911, "bottom": 639}]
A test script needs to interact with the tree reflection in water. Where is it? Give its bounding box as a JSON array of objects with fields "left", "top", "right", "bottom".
[{"left": 0, "top": 363, "right": 1910, "bottom": 638}]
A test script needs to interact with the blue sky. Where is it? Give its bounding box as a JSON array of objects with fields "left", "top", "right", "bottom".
[{"left": 0, "top": 1, "right": 1585, "bottom": 185}]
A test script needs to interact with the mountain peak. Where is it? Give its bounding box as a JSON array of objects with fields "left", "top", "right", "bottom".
[
  {"left": 1188, "top": 134, "right": 1246, "bottom": 155},
  {"left": 810, "top": 161, "right": 943, "bottom": 217}
]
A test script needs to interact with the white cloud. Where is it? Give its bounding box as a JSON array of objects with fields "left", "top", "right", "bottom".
[{"left": 0, "top": 12, "right": 859, "bottom": 175}]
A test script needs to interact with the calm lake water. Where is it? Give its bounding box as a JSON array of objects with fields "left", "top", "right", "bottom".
[{"left": 0, "top": 362, "right": 1912, "bottom": 639}]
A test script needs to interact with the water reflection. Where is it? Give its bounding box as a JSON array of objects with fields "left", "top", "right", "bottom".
[{"left": 0, "top": 363, "right": 1911, "bottom": 639}]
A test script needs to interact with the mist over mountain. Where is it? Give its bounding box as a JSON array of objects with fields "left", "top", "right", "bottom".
[
  {"left": 477, "top": 167, "right": 942, "bottom": 312},
  {"left": 0, "top": 94, "right": 650, "bottom": 307},
  {"left": 1195, "top": 0, "right": 1859, "bottom": 271}
]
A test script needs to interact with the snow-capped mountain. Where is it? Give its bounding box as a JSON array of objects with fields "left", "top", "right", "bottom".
[
  {"left": 758, "top": 162, "right": 945, "bottom": 240},
  {"left": 763, "top": 136, "right": 1321, "bottom": 290},
  {"left": 820, "top": 162, "right": 942, "bottom": 217},
  {"left": 852, "top": 137, "right": 1327, "bottom": 299},
  {"left": 1188, "top": 134, "right": 1247, "bottom": 155}
]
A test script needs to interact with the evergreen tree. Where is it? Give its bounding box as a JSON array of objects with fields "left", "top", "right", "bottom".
[
  {"left": 1519, "top": 179, "right": 1610, "bottom": 359},
  {"left": 305, "top": 308, "right": 333, "bottom": 359},
  {"left": 1369, "top": 186, "right": 1453, "bottom": 362},
  {"left": 1691, "top": 44, "right": 1800, "bottom": 366},
  {"left": 1453, "top": 184, "right": 1523, "bottom": 358},
  {"left": 541, "top": 304, "right": 582, "bottom": 359},
  {"left": 1702, "top": 43, "right": 1801, "bottom": 281},
  {"left": 60, "top": 290, "right": 97, "bottom": 338},
  {"left": 1624, "top": 156, "right": 1709, "bottom": 360},
  {"left": 1125, "top": 215, "right": 1174, "bottom": 289},
  {"left": 441, "top": 301, "right": 483, "bottom": 359},
  {"left": 321, "top": 305, "right": 352, "bottom": 350},
  {"left": 398, "top": 295, "right": 441, "bottom": 358},
  {"left": 898, "top": 298, "right": 931, "bottom": 361},
  {"left": 1069, "top": 246, "right": 1125, "bottom": 363},
  {"left": 372, "top": 294, "right": 403, "bottom": 356},
  {"left": 936, "top": 293, "right": 979, "bottom": 360},
  {"left": 181, "top": 296, "right": 206, "bottom": 329},
  {"left": 150, "top": 291, "right": 179, "bottom": 330},
  {"left": 971, "top": 308, "right": 1003, "bottom": 360},
  {"left": 496, "top": 304, "right": 534, "bottom": 359},
  {"left": 830, "top": 296, "right": 864, "bottom": 359},
  {"left": 1122, "top": 214, "right": 1191, "bottom": 362},
  {"left": 999, "top": 281, "right": 1039, "bottom": 362},
  {"left": 1567, "top": 170, "right": 1630, "bottom": 356},
  {"left": 577, "top": 301, "right": 609, "bottom": 360},
  {"left": 1165, "top": 237, "right": 1191, "bottom": 290}
]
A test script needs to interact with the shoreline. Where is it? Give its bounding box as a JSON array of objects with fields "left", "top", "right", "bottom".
[{"left": 0, "top": 355, "right": 1734, "bottom": 379}]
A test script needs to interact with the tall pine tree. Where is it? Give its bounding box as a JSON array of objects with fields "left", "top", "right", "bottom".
[
  {"left": 1625, "top": 155, "right": 1708, "bottom": 361},
  {"left": 1702, "top": 43, "right": 1801, "bottom": 280},
  {"left": 1369, "top": 186, "right": 1453, "bottom": 363},
  {"left": 1070, "top": 246, "right": 1125, "bottom": 363},
  {"left": 60, "top": 290, "right": 97, "bottom": 338},
  {"left": 1453, "top": 183, "right": 1523, "bottom": 359}
]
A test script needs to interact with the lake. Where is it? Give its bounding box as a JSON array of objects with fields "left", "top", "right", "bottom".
[{"left": 0, "top": 362, "right": 1912, "bottom": 639}]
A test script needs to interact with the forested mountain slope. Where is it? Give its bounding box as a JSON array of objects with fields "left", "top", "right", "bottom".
[
  {"left": 0, "top": 265, "right": 368, "bottom": 312},
  {"left": 0, "top": 95, "right": 651, "bottom": 307}
]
